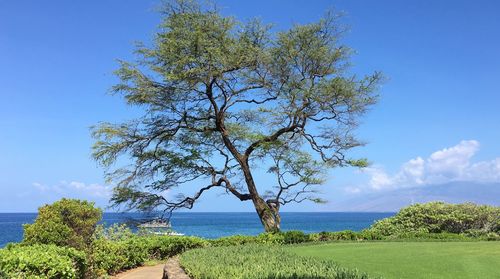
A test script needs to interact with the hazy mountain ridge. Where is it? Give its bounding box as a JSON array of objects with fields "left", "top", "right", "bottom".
[{"left": 330, "top": 182, "right": 500, "bottom": 212}]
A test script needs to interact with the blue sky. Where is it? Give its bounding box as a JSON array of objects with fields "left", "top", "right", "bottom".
[{"left": 1, "top": 0, "right": 499, "bottom": 212}]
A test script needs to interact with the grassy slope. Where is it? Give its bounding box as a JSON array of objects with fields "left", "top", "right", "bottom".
[{"left": 288, "top": 241, "right": 500, "bottom": 279}]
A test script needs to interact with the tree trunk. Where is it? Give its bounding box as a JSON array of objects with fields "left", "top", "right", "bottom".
[{"left": 253, "top": 197, "right": 281, "bottom": 232}]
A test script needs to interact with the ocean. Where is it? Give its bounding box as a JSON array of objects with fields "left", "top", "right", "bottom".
[{"left": 0, "top": 212, "right": 393, "bottom": 248}]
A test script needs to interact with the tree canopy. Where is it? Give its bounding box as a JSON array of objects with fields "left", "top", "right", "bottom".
[{"left": 92, "top": 0, "right": 381, "bottom": 231}]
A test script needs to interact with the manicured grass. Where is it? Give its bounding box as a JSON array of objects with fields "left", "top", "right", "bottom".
[{"left": 288, "top": 241, "right": 500, "bottom": 279}]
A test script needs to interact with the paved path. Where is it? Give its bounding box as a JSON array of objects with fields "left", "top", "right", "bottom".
[
  {"left": 164, "top": 256, "right": 190, "bottom": 279},
  {"left": 112, "top": 257, "right": 190, "bottom": 279},
  {"left": 112, "top": 264, "right": 165, "bottom": 279}
]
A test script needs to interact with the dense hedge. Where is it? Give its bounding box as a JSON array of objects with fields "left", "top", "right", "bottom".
[
  {"left": 0, "top": 244, "right": 86, "bottom": 279},
  {"left": 368, "top": 202, "right": 500, "bottom": 239},
  {"left": 180, "top": 244, "right": 373, "bottom": 279},
  {"left": 92, "top": 234, "right": 208, "bottom": 276},
  {"left": 0, "top": 234, "right": 208, "bottom": 278},
  {"left": 208, "top": 230, "right": 313, "bottom": 246}
]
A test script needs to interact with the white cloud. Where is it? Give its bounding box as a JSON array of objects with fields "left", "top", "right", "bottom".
[
  {"left": 32, "top": 180, "right": 112, "bottom": 198},
  {"left": 344, "top": 186, "right": 362, "bottom": 194},
  {"left": 362, "top": 140, "right": 500, "bottom": 190}
]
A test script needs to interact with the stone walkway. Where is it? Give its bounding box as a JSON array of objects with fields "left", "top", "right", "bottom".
[
  {"left": 112, "top": 257, "right": 190, "bottom": 279},
  {"left": 163, "top": 256, "right": 191, "bottom": 279}
]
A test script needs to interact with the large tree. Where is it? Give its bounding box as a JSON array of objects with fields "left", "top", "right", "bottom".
[{"left": 92, "top": 0, "right": 381, "bottom": 232}]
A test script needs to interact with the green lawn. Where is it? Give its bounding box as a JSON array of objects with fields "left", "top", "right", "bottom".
[{"left": 288, "top": 241, "right": 500, "bottom": 279}]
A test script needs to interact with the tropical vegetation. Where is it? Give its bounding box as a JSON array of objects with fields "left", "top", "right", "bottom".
[
  {"left": 23, "top": 198, "right": 102, "bottom": 250},
  {"left": 369, "top": 201, "right": 500, "bottom": 239},
  {"left": 0, "top": 199, "right": 498, "bottom": 278}
]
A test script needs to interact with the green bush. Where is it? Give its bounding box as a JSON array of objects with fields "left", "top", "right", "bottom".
[
  {"left": 143, "top": 236, "right": 208, "bottom": 259},
  {"left": 23, "top": 198, "right": 102, "bottom": 250},
  {"left": 358, "top": 229, "right": 385, "bottom": 240},
  {"left": 209, "top": 235, "right": 257, "bottom": 247},
  {"left": 90, "top": 233, "right": 208, "bottom": 275},
  {"left": 255, "top": 232, "right": 286, "bottom": 244},
  {"left": 309, "top": 230, "right": 376, "bottom": 241},
  {"left": 368, "top": 202, "right": 500, "bottom": 238},
  {"left": 0, "top": 244, "right": 86, "bottom": 279},
  {"left": 91, "top": 237, "right": 127, "bottom": 276},
  {"left": 209, "top": 232, "right": 313, "bottom": 246},
  {"left": 180, "top": 244, "right": 373, "bottom": 279},
  {"left": 282, "top": 230, "right": 311, "bottom": 244},
  {"left": 389, "top": 232, "right": 471, "bottom": 241}
]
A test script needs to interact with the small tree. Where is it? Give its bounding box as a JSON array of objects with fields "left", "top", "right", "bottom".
[
  {"left": 23, "top": 198, "right": 102, "bottom": 250},
  {"left": 92, "top": 0, "right": 381, "bottom": 232}
]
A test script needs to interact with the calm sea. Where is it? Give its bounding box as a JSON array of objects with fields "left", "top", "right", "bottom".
[{"left": 0, "top": 212, "right": 393, "bottom": 248}]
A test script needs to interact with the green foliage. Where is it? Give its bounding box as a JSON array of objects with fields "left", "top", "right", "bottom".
[
  {"left": 95, "top": 223, "right": 135, "bottom": 241},
  {"left": 0, "top": 244, "right": 86, "bottom": 279},
  {"left": 6, "top": 200, "right": 498, "bottom": 278},
  {"left": 23, "top": 199, "right": 102, "bottom": 250},
  {"left": 91, "top": 237, "right": 128, "bottom": 276},
  {"left": 209, "top": 231, "right": 312, "bottom": 246},
  {"left": 91, "top": 0, "right": 381, "bottom": 229},
  {"left": 143, "top": 235, "right": 208, "bottom": 259},
  {"left": 255, "top": 232, "right": 286, "bottom": 244},
  {"left": 180, "top": 244, "right": 373, "bottom": 279},
  {"left": 281, "top": 230, "right": 311, "bottom": 244},
  {"left": 309, "top": 230, "right": 365, "bottom": 241},
  {"left": 368, "top": 202, "right": 500, "bottom": 238},
  {"left": 208, "top": 235, "right": 257, "bottom": 247},
  {"left": 90, "top": 232, "right": 208, "bottom": 275}
]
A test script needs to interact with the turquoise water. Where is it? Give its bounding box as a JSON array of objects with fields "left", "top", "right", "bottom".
[{"left": 0, "top": 212, "right": 393, "bottom": 247}]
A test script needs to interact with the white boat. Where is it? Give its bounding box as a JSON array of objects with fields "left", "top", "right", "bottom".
[
  {"left": 151, "top": 231, "right": 185, "bottom": 236},
  {"left": 138, "top": 219, "right": 184, "bottom": 236},
  {"left": 138, "top": 219, "right": 171, "bottom": 228}
]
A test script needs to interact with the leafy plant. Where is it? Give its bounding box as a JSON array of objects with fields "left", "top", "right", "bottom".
[
  {"left": 90, "top": 234, "right": 208, "bottom": 275},
  {"left": 92, "top": 0, "right": 381, "bottom": 232},
  {"left": 282, "top": 230, "right": 311, "bottom": 244},
  {"left": 23, "top": 198, "right": 102, "bottom": 250},
  {"left": 368, "top": 202, "right": 500, "bottom": 238},
  {"left": 180, "top": 244, "right": 373, "bottom": 279},
  {"left": 0, "top": 244, "right": 86, "bottom": 279}
]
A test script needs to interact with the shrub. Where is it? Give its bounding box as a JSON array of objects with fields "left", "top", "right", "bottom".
[
  {"left": 96, "top": 223, "right": 135, "bottom": 241},
  {"left": 143, "top": 236, "right": 208, "bottom": 259},
  {"left": 209, "top": 235, "right": 257, "bottom": 247},
  {"left": 282, "top": 230, "right": 311, "bottom": 244},
  {"left": 309, "top": 230, "right": 376, "bottom": 241},
  {"left": 464, "top": 230, "right": 500, "bottom": 241},
  {"left": 23, "top": 198, "right": 102, "bottom": 250},
  {"left": 180, "top": 244, "right": 373, "bottom": 279},
  {"left": 390, "top": 232, "right": 471, "bottom": 241},
  {"left": 90, "top": 234, "right": 208, "bottom": 275},
  {"left": 0, "top": 244, "right": 86, "bottom": 279},
  {"left": 91, "top": 237, "right": 127, "bottom": 276},
  {"left": 210, "top": 232, "right": 311, "bottom": 246},
  {"left": 485, "top": 232, "right": 500, "bottom": 241},
  {"left": 368, "top": 202, "right": 500, "bottom": 238},
  {"left": 358, "top": 229, "right": 385, "bottom": 240},
  {"left": 255, "top": 232, "right": 285, "bottom": 244}
]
